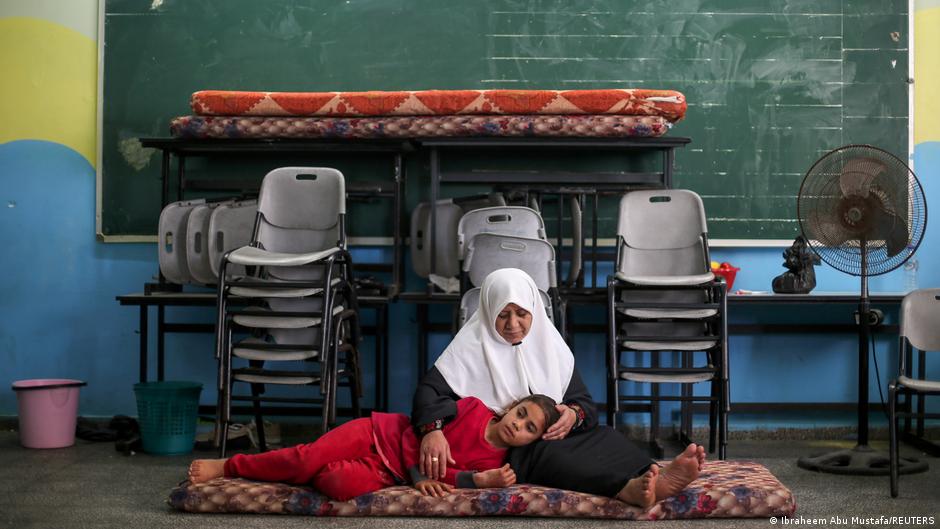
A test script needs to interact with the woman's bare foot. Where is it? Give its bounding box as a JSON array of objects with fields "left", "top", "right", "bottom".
[
  {"left": 655, "top": 444, "right": 706, "bottom": 501},
  {"left": 188, "top": 459, "right": 227, "bottom": 483},
  {"left": 615, "top": 465, "right": 659, "bottom": 508}
]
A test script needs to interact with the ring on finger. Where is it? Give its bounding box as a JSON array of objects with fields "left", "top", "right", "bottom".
[{"left": 431, "top": 456, "right": 439, "bottom": 462}]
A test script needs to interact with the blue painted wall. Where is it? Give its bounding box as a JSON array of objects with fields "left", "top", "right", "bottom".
[{"left": 2, "top": 140, "right": 938, "bottom": 424}]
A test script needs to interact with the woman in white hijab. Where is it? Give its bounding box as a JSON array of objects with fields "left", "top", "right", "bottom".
[{"left": 411, "top": 268, "right": 700, "bottom": 504}]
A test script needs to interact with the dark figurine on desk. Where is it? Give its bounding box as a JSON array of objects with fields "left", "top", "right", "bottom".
[{"left": 772, "top": 235, "right": 821, "bottom": 294}]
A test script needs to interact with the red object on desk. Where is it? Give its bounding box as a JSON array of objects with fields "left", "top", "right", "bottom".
[{"left": 713, "top": 265, "right": 739, "bottom": 291}]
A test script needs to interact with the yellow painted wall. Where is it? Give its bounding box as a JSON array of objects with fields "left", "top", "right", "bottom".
[
  {"left": 0, "top": 16, "right": 97, "bottom": 166},
  {"left": 915, "top": 6, "right": 940, "bottom": 143}
]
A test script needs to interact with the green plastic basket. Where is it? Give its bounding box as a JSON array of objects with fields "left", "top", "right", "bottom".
[{"left": 133, "top": 381, "right": 202, "bottom": 455}]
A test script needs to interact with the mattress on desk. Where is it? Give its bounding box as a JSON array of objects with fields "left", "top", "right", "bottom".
[
  {"left": 170, "top": 114, "right": 671, "bottom": 140},
  {"left": 190, "top": 89, "right": 687, "bottom": 122}
]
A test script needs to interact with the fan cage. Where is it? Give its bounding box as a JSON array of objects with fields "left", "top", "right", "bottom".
[{"left": 797, "top": 145, "right": 926, "bottom": 277}]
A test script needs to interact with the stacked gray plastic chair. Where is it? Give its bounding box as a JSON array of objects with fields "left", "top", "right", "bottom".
[
  {"left": 606, "top": 189, "right": 728, "bottom": 459},
  {"left": 158, "top": 199, "right": 206, "bottom": 284},
  {"left": 456, "top": 206, "right": 558, "bottom": 328},
  {"left": 889, "top": 288, "right": 938, "bottom": 497},
  {"left": 157, "top": 198, "right": 258, "bottom": 286},
  {"left": 207, "top": 199, "right": 258, "bottom": 283},
  {"left": 409, "top": 194, "right": 509, "bottom": 284},
  {"left": 214, "top": 167, "right": 361, "bottom": 456},
  {"left": 185, "top": 201, "right": 222, "bottom": 285}
]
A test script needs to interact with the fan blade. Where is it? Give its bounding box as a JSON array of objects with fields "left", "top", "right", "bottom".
[
  {"left": 840, "top": 157, "right": 887, "bottom": 198},
  {"left": 868, "top": 202, "right": 909, "bottom": 258}
]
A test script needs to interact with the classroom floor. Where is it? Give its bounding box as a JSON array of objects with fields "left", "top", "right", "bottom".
[{"left": 2, "top": 430, "right": 938, "bottom": 529}]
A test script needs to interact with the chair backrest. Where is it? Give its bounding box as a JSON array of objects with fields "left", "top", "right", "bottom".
[
  {"left": 158, "top": 199, "right": 205, "bottom": 284},
  {"left": 186, "top": 201, "right": 223, "bottom": 285},
  {"left": 465, "top": 233, "right": 556, "bottom": 291},
  {"left": 616, "top": 189, "right": 709, "bottom": 277},
  {"left": 457, "top": 206, "right": 546, "bottom": 261},
  {"left": 900, "top": 288, "right": 940, "bottom": 352},
  {"left": 459, "top": 287, "right": 553, "bottom": 328},
  {"left": 208, "top": 199, "right": 258, "bottom": 279},
  {"left": 255, "top": 167, "right": 345, "bottom": 255}
]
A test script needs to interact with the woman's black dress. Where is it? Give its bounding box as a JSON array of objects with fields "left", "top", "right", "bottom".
[{"left": 411, "top": 366, "right": 653, "bottom": 497}]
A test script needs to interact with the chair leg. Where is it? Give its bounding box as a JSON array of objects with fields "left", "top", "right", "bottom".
[
  {"left": 889, "top": 384, "right": 899, "bottom": 498},
  {"left": 349, "top": 346, "right": 362, "bottom": 418},
  {"left": 650, "top": 354, "right": 661, "bottom": 448},
  {"left": 249, "top": 378, "right": 267, "bottom": 453},
  {"left": 708, "top": 378, "right": 718, "bottom": 454},
  {"left": 608, "top": 378, "right": 618, "bottom": 428},
  {"left": 319, "top": 334, "right": 333, "bottom": 433},
  {"left": 329, "top": 342, "right": 341, "bottom": 425},
  {"left": 216, "top": 320, "right": 233, "bottom": 458},
  {"left": 347, "top": 313, "right": 365, "bottom": 401},
  {"left": 722, "top": 371, "right": 730, "bottom": 459},
  {"left": 680, "top": 352, "right": 693, "bottom": 441}
]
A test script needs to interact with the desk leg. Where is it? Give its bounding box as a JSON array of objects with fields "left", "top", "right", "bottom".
[
  {"left": 417, "top": 303, "right": 428, "bottom": 376},
  {"left": 157, "top": 305, "right": 166, "bottom": 382},
  {"left": 428, "top": 148, "right": 439, "bottom": 284},
  {"left": 138, "top": 306, "right": 148, "bottom": 383},
  {"left": 373, "top": 306, "right": 387, "bottom": 412},
  {"left": 381, "top": 305, "right": 389, "bottom": 411},
  {"left": 393, "top": 154, "right": 404, "bottom": 295}
]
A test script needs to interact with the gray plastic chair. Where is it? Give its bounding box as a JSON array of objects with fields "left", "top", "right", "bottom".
[
  {"left": 215, "top": 167, "right": 361, "bottom": 456},
  {"left": 185, "top": 201, "right": 225, "bottom": 285},
  {"left": 207, "top": 199, "right": 258, "bottom": 281},
  {"left": 464, "top": 233, "right": 556, "bottom": 292},
  {"left": 410, "top": 194, "right": 510, "bottom": 282},
  {"left": 456, "top": 206, "right": 547, "bottom": 262},
  {"left": 889, "top": 288, "right": 939, "bottom": 497},
  {"left": 158, "top": 199, "right": 205, "bottom": 284},
  {"left": 410, "top": 200, "right": 463, "bottom": 279},
  {"left": 607, "top": 189, "right": 728, "bottom": 459}
]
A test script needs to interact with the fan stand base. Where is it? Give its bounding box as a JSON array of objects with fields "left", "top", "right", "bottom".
[{"left": 797, "top": 444, "right": 928, "bottom": 476}]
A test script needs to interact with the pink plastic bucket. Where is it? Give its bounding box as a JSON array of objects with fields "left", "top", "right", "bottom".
[{"left": 12, "top": 379, "right": 86, "bottom": 449}]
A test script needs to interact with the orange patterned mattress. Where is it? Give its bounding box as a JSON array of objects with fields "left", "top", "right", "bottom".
[{"left": 190, "top": 89, "right": 686, "bottom": 122}]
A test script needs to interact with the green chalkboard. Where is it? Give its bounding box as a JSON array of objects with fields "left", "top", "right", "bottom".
[{"left": 101, "top": 0, "right": 909, "bottom": 240}]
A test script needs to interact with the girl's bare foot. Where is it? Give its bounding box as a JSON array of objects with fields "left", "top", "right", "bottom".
[
  {"left": 616, "top": 465, "right": 659, "bottom": 508},
  {"left": 188, "top": 459, "right": 227, "bottom": 483},
  {"left": 655, "top": 444, "right": 705, "bottom": 501}
]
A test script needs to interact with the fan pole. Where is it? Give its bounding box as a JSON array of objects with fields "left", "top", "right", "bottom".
[{"left": 857, "top": 264, "right": 870, "bottom": 448}]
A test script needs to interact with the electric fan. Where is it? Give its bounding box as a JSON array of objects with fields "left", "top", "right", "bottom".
[{"left": 795, "top": 144, "right": 927, "bottom": 475}]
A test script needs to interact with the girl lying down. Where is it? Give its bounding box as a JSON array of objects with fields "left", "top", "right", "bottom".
[
  {"left": 189, "top": 395, "right": 560, "bottom": 500},
  {"left": 188, "top": 394, "right": 704, "bottom": 508}
]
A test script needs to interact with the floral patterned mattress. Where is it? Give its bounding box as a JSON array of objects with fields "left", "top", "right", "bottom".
[
  {"left": 168, "top": 460, "right": 796, "bottom": 520},
  {"left": 190, "top": 89, "right": 687, "bottom": 122},
  {"left": 169, "top": 114, "right": 670, "bottom": 140}
]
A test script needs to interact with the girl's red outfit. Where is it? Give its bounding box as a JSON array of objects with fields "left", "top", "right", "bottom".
[{"left": 223, "top": 397, "right": 505, "bottom": 500}]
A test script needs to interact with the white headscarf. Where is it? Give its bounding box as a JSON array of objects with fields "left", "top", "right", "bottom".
[{"left": 434, "top": 268, "right": 575, "bottom": 411}]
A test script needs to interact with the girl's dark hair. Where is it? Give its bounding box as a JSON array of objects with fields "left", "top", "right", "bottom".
[{"left": 504, "top": 394, "right": 561, "bottom": 430}]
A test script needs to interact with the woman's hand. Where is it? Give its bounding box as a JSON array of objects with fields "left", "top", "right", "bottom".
[
  {"left": 473, "top": 464, "right": 517, "bottom": 488},
  {"left": 420, "top": 429, "right": 455, "bottom": 479},
  {"left": 414, "top": 479, "right": 454, "bottom": 497},
  {"left": 542, "top": 404, "right": 577, "bottom": 441}
]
